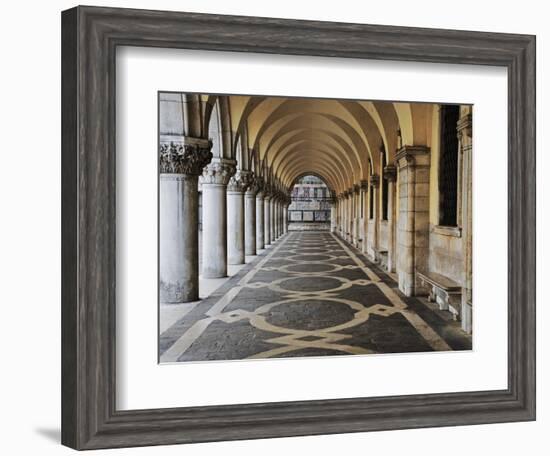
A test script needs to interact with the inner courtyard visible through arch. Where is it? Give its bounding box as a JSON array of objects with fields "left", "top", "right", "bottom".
[{"left": 158, "top": 92, "right": 473, "bottom": 362}]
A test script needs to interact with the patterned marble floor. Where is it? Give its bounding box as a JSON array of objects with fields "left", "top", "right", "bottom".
[{"left": 159, "top": 232, "right": 471, "bottom": 363}]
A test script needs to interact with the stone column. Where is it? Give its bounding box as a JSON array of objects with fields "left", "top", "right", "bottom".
[
  {"left": 245, "top": 177, "right": 259, "bottom": 256},
  {"left": 395, "top": 146, "right": 430, "bottom": 296},
  {"left": 264, "top": 192, "right": 272, "bottom": 245},
  {"left": 458, "top": 112, "right": 473, "bottom": 333},
  {"left": 353, "top": 184, "right": 360, "bottom": 247},
  {"left": 201, "top": 158, "right": 236, "bottom": 278},
  {"left": 370, "top": 175, "right": 380, "bottom": 261},
  {"left": 283, "top": 200, "right": 288, "bottom": 234},
  {"left": 277, "top": 199, "right": 283, "bottom": 238},
  {"left": 384, "top": 166, "right": 397, "bottom": 272},
  {"left": 360, "top": 180, "right": 368, "bottom": 253},
  {"left": 256, "top": 187, "right": 265, "bottom": 250},
  {"left": 227, "top": 170, "right": 252, "bottom": 265},
  {"left": 272, "top": 197, "right": 278, "bottom": 240},
  {"left": 270, "top": 197, "right": 276, "bottom": 242},
  {"left": 159, "top": 139, "right": 212, "bottom": 303}
]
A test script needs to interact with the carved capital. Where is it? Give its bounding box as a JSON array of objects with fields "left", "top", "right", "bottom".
[
  {"left": 159, "top": 138, "right": 213, "bottom": 175},
  {"left": 395, "top": 145, "right": 430, "bottom": 168},
  {"left": 370, "top": 174, "right": 380, "bottom": 188},
  {"left": 383, "top": 165, "right": 397, "bottom": 182},
  {"left": 353, "top": 184, "right": 361, "bottom": 194},
  {"left": 360, "top": 179, "right": 369, "bottom": 190},
  {"left": 246, "top": 175, "right": 264, "bottom": 195},
  {"left": 227, "top": 170, "right": 254, "bottom": 193},
  {"left": 457, "top": 114, "right": 473, "bottom": 144},
  {"left": 201, "top": 158, "right": 237, "bottom": 185}
]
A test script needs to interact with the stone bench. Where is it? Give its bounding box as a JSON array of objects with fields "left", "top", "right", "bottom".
[{"left": 416, "top": 270, "right": 462, "bottom": 320}]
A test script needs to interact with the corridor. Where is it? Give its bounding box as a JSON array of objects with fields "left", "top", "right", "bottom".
[{"left": 159, "top": 231, "right": 471, "bottom": 363}]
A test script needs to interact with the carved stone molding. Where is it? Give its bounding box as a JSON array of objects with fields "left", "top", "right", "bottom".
[
  {"left": 201, "top": 158, "right": 237, "bottom": 186},
  {"left": 383, "top": 165, "right": 397, "bottom": 182},
  {"left": 246, "top": 175, "right": 263, "bottom": 196},
  {"left": 395, "top": 145, "right": 430, "bottom": 168},
  {"left": 370, "top": 174, "right": 380, "bottom": 188},
  {"left": 227, "top": 170, "right": 254, "bottom": 193},
  {"left": 457, "top": 114, "right": 473, "bottom": 145},
  {"left": 159, "top": 139, "right": 213, "bottom": 175}
]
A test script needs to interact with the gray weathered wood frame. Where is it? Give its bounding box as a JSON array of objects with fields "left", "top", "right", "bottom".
[{"left": 61, "top": 5, "right": 536, "bottom": 450}]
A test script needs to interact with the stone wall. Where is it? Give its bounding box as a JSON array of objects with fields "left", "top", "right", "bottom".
[{"left": 428, "top": 227, "right": 464, "bottom": 286}]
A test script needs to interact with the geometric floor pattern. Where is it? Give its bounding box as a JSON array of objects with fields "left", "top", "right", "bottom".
[{"left": 159, "top": 232, "right": 472, "bottom": 363}]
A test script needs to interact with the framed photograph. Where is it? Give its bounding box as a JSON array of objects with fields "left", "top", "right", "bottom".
[{"left": 61, "top": 5, "right": 535, "bottom": 450}]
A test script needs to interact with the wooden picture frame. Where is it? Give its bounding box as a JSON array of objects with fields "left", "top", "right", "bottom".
[{"left": 61, "top": 5, "right": 536, "bottom": 450}]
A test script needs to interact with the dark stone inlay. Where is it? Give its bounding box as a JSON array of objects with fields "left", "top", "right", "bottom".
[
  {"left": 263, "top": 299, "right": 356, "bottom": 330},
  {"left": 291, "top": 254, "right": 332, "bottom": 262},
  {"left": 160, "top": 231, "right": 472, "bottom": 362},
  {"left": 277, "top": 276, "right": 341, "bottom": 292},
  {"left": 285, "top": 263, "right": 335, "bottom": 273}
]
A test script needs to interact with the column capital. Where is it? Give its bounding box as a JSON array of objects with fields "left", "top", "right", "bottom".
[
  {"left": 360, "top": 179, "right": 369, "bottom": 190},
  {"left": 201, "top": 158, "right": 237, "bottom": 185},
  {"left": 383, "top": 165, "right": 397, "bottom": 182},
  {"left": 227, "top": 170, "right": 253, "bottom": 193},
  {"left": 159, "top": 138, "right": 213, "bottom": 175},
  {"left": 395, "top": 145, "right": 430, "bottom": 167},
  {"left": 353, "top": 184, "right": 361, "bottom": 194},
  {"left": 246, "top": 175, "right": 263, "bottom": 196},
  {"left": 370, "top": 174, "right": 380, "bottom": 188},
  {"left": 457, "top": 113, "right": 473, "bottom": 142}
]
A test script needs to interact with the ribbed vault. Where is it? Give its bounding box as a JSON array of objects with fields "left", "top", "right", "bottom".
[{"left": 195, "top": 94, "right": 435, "bottom": 197}]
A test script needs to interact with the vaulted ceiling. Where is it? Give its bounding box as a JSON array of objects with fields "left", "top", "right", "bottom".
[{"left": 160, "top": 92, "right": 436, "bottom": 195}]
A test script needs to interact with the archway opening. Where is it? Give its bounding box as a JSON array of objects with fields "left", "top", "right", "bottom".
[{"left": 288, "top": 174, "right": 332, "bottom": 231}]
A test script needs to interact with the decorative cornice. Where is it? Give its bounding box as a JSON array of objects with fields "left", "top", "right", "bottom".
[
  {"left": 159, "top": 139, "right": 213, "bottom": 175},
  {"left": 383, "top": 165, "right": 397, "bottom": 182},
  {"left": 227, "top": 170, "right": 253, "bottom": 193},
  {"left": 370, "top": 174, "right": 380, "bottom": 188},
  {"left": 201, "top": 158, "right": 237, "bottom": 185}
]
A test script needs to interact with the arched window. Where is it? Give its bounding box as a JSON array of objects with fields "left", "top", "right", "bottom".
[{"left": 438, "top": 105, "right": 460, "bottom": 227}]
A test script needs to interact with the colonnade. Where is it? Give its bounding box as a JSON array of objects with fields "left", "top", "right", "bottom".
[{"left": 160, "top": 140, "right": 290, "bottom": 304}]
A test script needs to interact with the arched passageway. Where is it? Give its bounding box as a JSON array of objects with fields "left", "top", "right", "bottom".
[{"left": 158, "top": 93, "right": 473, "bottom": 362}]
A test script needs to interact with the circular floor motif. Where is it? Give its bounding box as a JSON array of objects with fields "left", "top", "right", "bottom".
[
  {"left": 277, "top": 276, "right": 342, "bottom": 292},
  {"left": 264, "top": 299, "right": 356, "bottom": 330},
  {"left": 288, "top": 254, "right": 333, "bottom": 262},
  {"left": 283, "top": 262, "right": 338, "bottom": 274}
]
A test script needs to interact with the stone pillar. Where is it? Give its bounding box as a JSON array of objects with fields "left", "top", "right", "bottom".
[
  {"left": 256, "top": 188, "right": 265, "bottom": 250},
  {"left": 330, "top": 204, "right": 336, "bottom": 233},
  {"left": 227, "top": 170, "right": 252, "bottom": 265},
  {"left": 272, "top": 197, "right": 278, "bottom": 239},
  {"left": 395, "top": 146, "right": 430, "bottom": 296},
  {"left": 353, "top": 184, "right": 360, "bottom": 247},
  {"left": 370, "top": 175, "right": 380, "bottom": 261},
  {"left": 159, "top": 139, "right": 212, "bottom": 303},
  {"left": 201, "top": 158, "right": 236, "bottom": 278},
  {"left": 283, "top": 200, "right": 288, "bottom": 234},
  {"left": 264, "top": 193, "right": 272, "bottom": 245},
  {"left": 338, "top": 196, "right": 344, "bottom": 237},
  {"left": 271, "top": 197, "right": 276, "bottom": 241},
  {"left": 384, "top": 166, "right": 397, "bottom": 272},
  {"left": 245, "top": 177, "right": 259, "bottom": 256},
  {"left": 360, "top": 180, "right": 368, "bottom": 253},
  {"left": 458, "top": 112, "right": 473, "bottom": 333}
]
